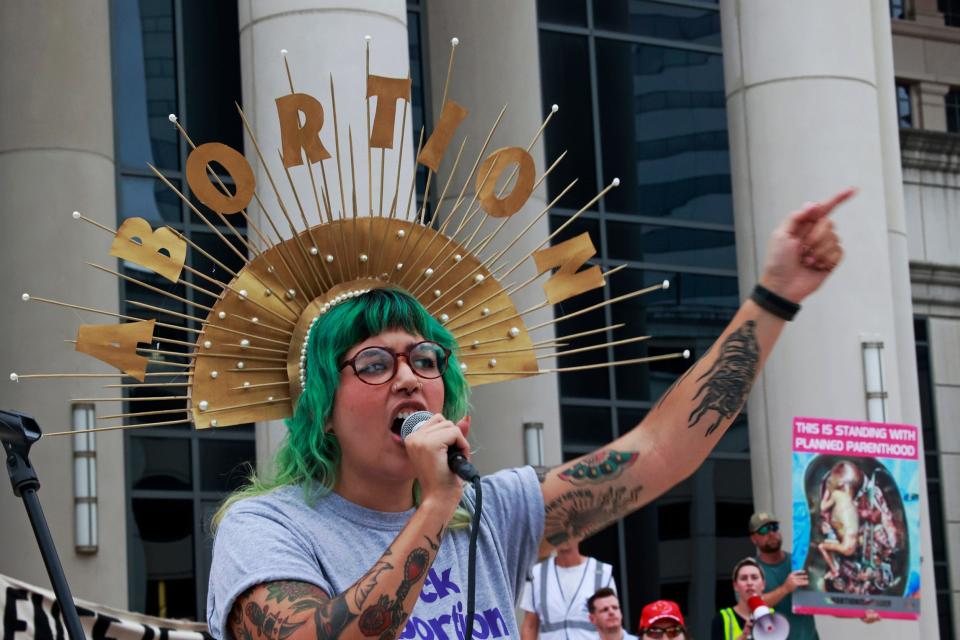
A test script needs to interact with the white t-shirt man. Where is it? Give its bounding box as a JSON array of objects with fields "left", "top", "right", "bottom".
[{"left": 520, "top": 554, "right": 615, "bottom": 640}]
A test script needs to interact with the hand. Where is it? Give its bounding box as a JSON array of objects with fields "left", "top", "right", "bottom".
[
  {"left": 403, "top": 414, "right": 471, "bottom": 517},
  {"left": 784, "top": 570, "right": 809, "bottom": 592},
  {"left": 861, "top": 609, "right": 881, "bottom": 624},
  {"left": 760, "top": 188, "right": 855, "bottom": 304}
]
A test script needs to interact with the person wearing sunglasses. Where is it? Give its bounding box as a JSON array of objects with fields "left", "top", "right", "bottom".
[
  {"left": 206, "top": 191, "right": 852, "bottom": 640},
  {"left": 587, "top": 588, "right": 639, "bottom": 640},
  {"left": 748, "top": 512, "right": 817, "bottom": 639},
  {"left": 637, "top": 600, "right": 687, "bottom": 640}
]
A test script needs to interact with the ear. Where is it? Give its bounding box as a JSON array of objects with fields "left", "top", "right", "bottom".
[{"left": 457, "top": 415, "right": 471, "bottom": 438}]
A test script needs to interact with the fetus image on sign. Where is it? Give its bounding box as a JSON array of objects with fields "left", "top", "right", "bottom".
[{"left": 803, "top": 456, "right": 908, "bottom": 595}]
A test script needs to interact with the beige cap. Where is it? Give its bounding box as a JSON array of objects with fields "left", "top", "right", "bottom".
[{"left": 748, "top": 511, "right": 778, "bottom": 533}]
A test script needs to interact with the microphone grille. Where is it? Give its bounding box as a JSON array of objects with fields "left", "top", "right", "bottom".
[{"left": 399, "top": 411, "right": 435, "bottom": 440}]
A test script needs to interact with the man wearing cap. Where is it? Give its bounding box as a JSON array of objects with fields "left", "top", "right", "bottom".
[
  {"left": 587, "top": 588, "right": 640, "bottom": 640},
  {"left": 749, "top": 511, "right": 816, "bottom": 639},
  {"left": 637, "top": 600, "right": 688, "bottom": 640}
]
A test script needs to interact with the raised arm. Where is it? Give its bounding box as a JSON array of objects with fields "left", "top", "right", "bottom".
[{"left": 537, "top": 189, "right": 853, "bottom": 551}]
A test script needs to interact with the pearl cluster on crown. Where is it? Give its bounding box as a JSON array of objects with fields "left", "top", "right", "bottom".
[{"left": 298, "top": 288, "right": 371, "bottom": 391}]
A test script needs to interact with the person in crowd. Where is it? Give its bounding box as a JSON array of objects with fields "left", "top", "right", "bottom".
[
  {"left": 587, "top": 588, "right": 638, "bottom": 640},
  {"left": 712, "top": 557, "right": 766, "bottom": 640},
  {"left": 521, "top": 541, "right": 616, "bottom": 640},
  {"left": 207, "top": 192, "right": 852, "bottom": 640},
  {"left": 637, "top": 600, "right": 688, "bottom": 640}
]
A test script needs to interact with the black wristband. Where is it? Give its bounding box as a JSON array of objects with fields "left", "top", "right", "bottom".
[{"left": 751, "top": 284, "right": 800, "bottom": 321}]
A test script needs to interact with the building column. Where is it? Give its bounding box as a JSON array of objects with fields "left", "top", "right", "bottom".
[
  {"left": 237, "top": 1, "right": 415, "bottom": 467},
  {"left": 423, "top": 1, "right": 562, "bottom": 472},
  {"left": 720, "top": 0, "right": 936, "bottom": 637},
  {"left": 0, "top": 1, "right": 126, "bottom": 607},
  {"left": 917, "top": 81, "right": 951, "bottom": 131}
]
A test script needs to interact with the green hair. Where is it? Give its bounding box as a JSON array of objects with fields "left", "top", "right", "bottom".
[{"left": 212, "top": 288, "right": 472, "bottom": 528}]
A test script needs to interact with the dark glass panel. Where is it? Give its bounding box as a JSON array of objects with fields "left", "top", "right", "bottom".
[
  {"left": 182, "top": 1, "right": 243, "bottom": 152},
  {"left": 537, "top": 0, "right": 587, "bottom": 26},
  {"left": 595, "top": 41, "right": 732, "bottom": 224},
  {"left": 560, "top": 404, "right": 613, "bottom": 449},
  {"left": 129, "top": 498, "right": 196, "bottom": 619},
  {"left": 130, "top": 437, "right": 191, "bottom": 490},
  {"left": 606, "top": 222, "right": 737, "bottom": 270},
  {"left": 190, "top": 231, "right": 249, "bottom": 290},
  {"left": 658, "top": 501, "right": 691, "bottom": 540},
  {"left": 624, "top": 504, "right": 663, "bottom": 617},
  {"left": 539, "top": 32, "right": 599, "bottom": 210},
  {"left": 594, "top": 1, "right": 721, "bottom": 46},
  {"left": 555, "top": 287, "right": 612, "bottom": 398},
  {"left": 199, "top": 439, "right": 256, "bottom": 492},
  {"left": 947, "top": 89, "right": 960, "bottom": 133},
  {"left": 114, "top": 0, "right": 179, "bottom": 171},
  {"left": 617, "top": 407, "right": 647, "bottom": 436},
  {"left": 119, "top": 176, "right": 182, "bottom": 224},
  {"left": 896, "top": 84, "right": 913, "bottom": 129}
]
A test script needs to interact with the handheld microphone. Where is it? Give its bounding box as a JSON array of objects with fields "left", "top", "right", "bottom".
[{"left": 400, "top": 411, "right": 480, "bottom": 482}]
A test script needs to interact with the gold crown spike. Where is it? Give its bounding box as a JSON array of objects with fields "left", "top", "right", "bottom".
[{"left": 12, "top": 37, "right": 690, "bottom": 436}]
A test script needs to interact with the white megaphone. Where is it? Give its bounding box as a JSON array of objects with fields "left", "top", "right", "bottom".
[{"left": 747, "top": 595, "right": 790, "bottom": 640}]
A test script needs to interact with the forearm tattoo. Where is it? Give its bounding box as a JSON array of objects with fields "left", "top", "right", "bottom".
[
  {"left": 557, "top": 450, "right": 638, "bottom": 485},
  {"left": 688, "top": 320, "right": 759, "bottom": 436},
  {"left": 231, "top": 540, "right": 436, "bottom": 640},
  {"left": 543, "top": 484, "right": 644, "bottom": 546},
  {"left": 358, "top": 548, "right": 430, "bottom": 639}
]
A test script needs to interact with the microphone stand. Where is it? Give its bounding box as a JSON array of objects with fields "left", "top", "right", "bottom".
[{"left": 1, "top": 410, "right": 87, "bottom": 640}]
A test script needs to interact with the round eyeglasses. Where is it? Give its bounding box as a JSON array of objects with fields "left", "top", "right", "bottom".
[{"left": 339, "top": 341, "right": 451, "bottom": 385}]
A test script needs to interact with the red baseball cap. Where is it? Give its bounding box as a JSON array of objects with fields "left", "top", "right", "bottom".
[{"left": 639, "top": 600, "right": 685, "bottom": 629}]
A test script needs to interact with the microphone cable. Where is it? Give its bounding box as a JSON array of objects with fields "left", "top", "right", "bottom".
[{"left": 464, "top": 476, "right": 482, "bottom": 640}]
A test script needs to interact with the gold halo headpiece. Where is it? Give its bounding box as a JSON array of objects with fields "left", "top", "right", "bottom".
[{"left": 13, "top": 39, "right": 688, "bottom": 435}]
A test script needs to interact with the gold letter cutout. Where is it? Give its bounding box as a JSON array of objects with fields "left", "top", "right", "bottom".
[
  {"left": 276, "top": 93, "right": 332, "bottom": 167},
  {"left": 417, "top": 101, "right": 469, "bottom": 171},
  {"left": 185, "top": 142, "right": 255, "bottom": 214},
  {"left": 75, "top": 320, "right": 156, "bottom": 382},
  {"left": 533, "top": 232, "right": 605, "bottom": 304},
  {"left": 110, "top": 217, "right": 187, "bottom": 284},
  {"left": 367, "top": 75, "right": 412, "bottom": 149},
  {"left": 477, "top": 147, "right": 535, "bottom": 218}
]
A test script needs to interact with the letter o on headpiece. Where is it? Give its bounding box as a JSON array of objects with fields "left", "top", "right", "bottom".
[
  {"left": 477, "top": 147, "right": 535, "bottom": 218},
  {"left": 186, "top": 142, "right": 255, "bottom": 214}
]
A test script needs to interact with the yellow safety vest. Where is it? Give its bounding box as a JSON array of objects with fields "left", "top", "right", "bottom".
[{"left": 719, "top": 607, "right": 744, "bottom": 640}]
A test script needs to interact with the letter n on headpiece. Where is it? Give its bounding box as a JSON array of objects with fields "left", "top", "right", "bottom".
[{"left": 533, "top": 232, "right": 605, "bottom": 304}]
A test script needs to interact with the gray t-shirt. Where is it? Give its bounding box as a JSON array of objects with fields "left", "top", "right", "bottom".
[{"left": 207, "top": 466, "right": 544, "bottom": 640}]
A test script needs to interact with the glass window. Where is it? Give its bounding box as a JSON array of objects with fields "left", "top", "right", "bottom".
[
  {"left": 595, "top": 41, "right": 732, "bottom": 224},
  {"left": 946, "top": 88, "right": 960, "bottom": 133},
  {"left": 113, "top": 0, "right": 254, "bottom": 621},
  {"left": 896, "top": 83, "right": 913, "bottom": 129},
  {"left": 594, "top": 1, "right": 722, "bottom": 47},
  {"left": 539, "top": 2, "right": 742, "bottom": 629},
  {"left": 939, "top": 0, "right": 960, "bottom": 27},
  {"left": 537, "top": 0, "right": 588, "bottom": 26},
  {"left": 113, "top": 0, "right": 179, "bottom": 172}
]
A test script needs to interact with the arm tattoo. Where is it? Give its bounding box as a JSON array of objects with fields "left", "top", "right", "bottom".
[
  {"left": 424, "top": 527, "right": 444, "bottom": 551},
  {"left": 543, "top": 484, "right": 643, "bottom": 546},
  {"left": 557, "top": 450, "right": 638, "bottom": 485},
  {"left": 357, "top": 547, "right": 430, "bottom": 639},
  {"left": 304, "top": 595, "right": 358, "bottom": 640},
  {"left": 354, "top": 557, "right": 394, "bottom": 609},
  {"left": 688, "top": 320, "right": 759, "bottom": 436}
]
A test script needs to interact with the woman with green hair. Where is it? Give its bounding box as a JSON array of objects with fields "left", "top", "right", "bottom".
[{"left": 207, "top": 191, "right": 852, "bottom": 640}]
